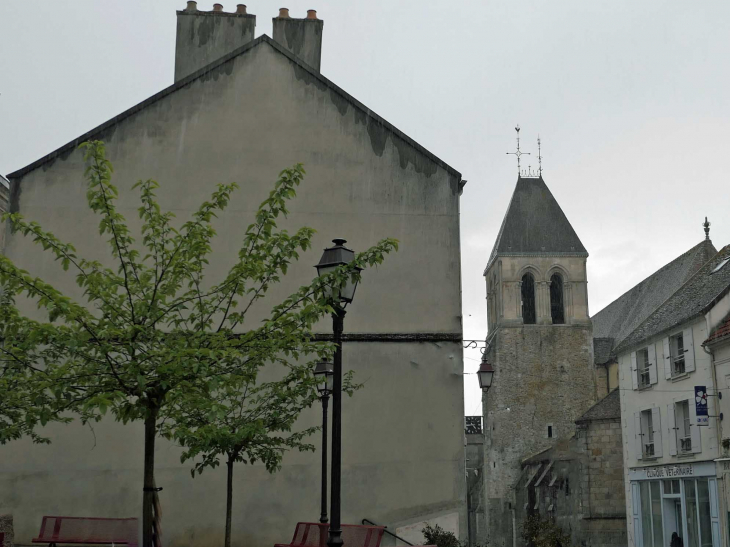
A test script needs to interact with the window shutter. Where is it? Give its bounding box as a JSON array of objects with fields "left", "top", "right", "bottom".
[
  {"left": 689, "top": 399, "right": 702, "bottom": 453},
  {"left": 684, "top": 327, "right": 696, "bottom": 373},
  {"left": 631, "top": 352, "right": 639, "bottom": 390},
  {"left": 667, "top": 403, "right": 678, "bottom": 456},
  {"left": 710, "top": 478, "right": 721, "bottom": 547},
  {"left": 631, "top": 482, "right": 642, "bottom": 546},
  {"left": 663, "top": 337, "right": 672, "bottom": 379},
  {"left": 651, "top": 406, "right": 662, "bottom": 457},
  {"left": 635, "top": 412, "right": 643, "bottom": 460},
  {"left": 648, "top": 344, "right": 658, "bottom": 385}
]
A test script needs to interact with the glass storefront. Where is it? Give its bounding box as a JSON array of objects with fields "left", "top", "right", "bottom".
[{"left": 630, "top": 463, "right": 721, "bottom": 547}]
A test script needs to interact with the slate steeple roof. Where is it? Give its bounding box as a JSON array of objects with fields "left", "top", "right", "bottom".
[{"left": 486, "top": 176, "right": 587, "bottom": 269}]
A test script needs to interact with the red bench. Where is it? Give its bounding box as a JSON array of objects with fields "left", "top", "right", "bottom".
[
  {"left": 32, "top": 516, "right": 138, "bottom": 547},
  {"left": 276, "top": 522, "right": 385, "bottom": 547}
]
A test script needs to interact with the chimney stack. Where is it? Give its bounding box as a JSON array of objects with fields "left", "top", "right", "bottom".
[
  {"left": 174, "top": 3, "right": 256, "bottom": 82},
  {"left": 272, "top": 8, "right": 324, "bottom": 72}
]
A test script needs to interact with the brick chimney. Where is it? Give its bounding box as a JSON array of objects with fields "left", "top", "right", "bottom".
[
  {"left": 272, "top": 8, "right": 323, "bottom": 71},
  {"left": 175, "top": 2, "right": 256, "bottom": 82}
]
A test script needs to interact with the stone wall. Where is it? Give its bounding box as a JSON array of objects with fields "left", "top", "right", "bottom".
[
  {"left": 513, "top": 416, "right": 626, "bottom": 547},
  {"left": 0, "top": 514, "right": 13, "bottom": 547},
  {"left": 483, "top": 324, "right": 597, "bottom": 546},
  {"left": 466, "top": 432, "right": 486, "bottom": 546},
  {"left": 579, "top": 420, "right": 626, "bottom": 518}
]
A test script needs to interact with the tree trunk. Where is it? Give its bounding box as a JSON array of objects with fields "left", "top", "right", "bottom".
[
  {"left": 225, "top": 455, "right": 235, "bottom": 547},
  {"left": 143, "top": 405, "right": 159, "bottom": 547}
]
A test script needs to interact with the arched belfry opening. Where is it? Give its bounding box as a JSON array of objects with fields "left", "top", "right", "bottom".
[
  {"left": 550, "top": 273, "right": 565, "bottom": 324},
  {"left": 521, "top": 273, "right": 536, "bottom": 324}
]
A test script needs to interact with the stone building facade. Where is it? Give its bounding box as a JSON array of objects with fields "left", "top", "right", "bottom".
[
  {"left": 516, "top": 389, "right": 627, "bottom": 547},
  {"left": 482, "top": 174, "right": 599, "bottom": 546}
]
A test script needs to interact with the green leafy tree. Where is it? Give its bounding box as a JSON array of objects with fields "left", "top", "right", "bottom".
[
  {"left": 163, "top": 369, "right": 359, "bottom": 547},
  {"left": 0, "top": 140, "right": 397, "bottom": 547}
]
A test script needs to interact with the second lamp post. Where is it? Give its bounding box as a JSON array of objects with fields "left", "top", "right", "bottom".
[
  {"left": 313, "top": 361, "right": 334, "bottom": 524},
  {"left": 315, "top": 238, "right": 361, "bottom": 547}
]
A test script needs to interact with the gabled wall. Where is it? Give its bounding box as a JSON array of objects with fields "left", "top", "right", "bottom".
[{"left": 1, "top": 41, "right": 465, "bottom": 547}]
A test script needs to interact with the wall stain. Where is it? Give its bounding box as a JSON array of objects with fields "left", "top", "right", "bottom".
[
  {"left": 199, "top": 60, "right": 234, "bottom": 82},
  {"left": 291, "top": 60, "right": 440, "bottom": 178}
]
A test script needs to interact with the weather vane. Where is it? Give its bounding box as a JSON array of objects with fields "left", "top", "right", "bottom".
[
  {"left": 537, "top": 135, "right": 543, "bottom": 177},
  {"left": 704, "top": 217, "right": 711, "bottom": 240},
  {"left": 506, "top": 125, "right": 530, "bottom": 176}
]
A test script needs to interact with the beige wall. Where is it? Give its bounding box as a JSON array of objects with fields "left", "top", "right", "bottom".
[
  {"left": 486, "top": 255, "right": 589, "bottom": 331},
  {"left": 1, "top": 41, "right": 465, "bottom": 546}
]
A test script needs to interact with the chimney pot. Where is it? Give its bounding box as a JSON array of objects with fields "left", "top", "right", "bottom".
[
  {"left": 278, "top": 7, "right": 290, "bottom": 18},
  {"left": 185, "top": 1, "right": 197, "bottom": 11},
  {"left": 236, "top": 4, "right": 247, "bottom": 14},
  {"left": 307, "top": 9, "right": 317, "bottom": 19},
  {"left": 213, "top": 3, "right": 224, "bottom": 12}
]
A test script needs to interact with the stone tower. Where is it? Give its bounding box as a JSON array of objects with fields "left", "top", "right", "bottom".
[{"left": 482, "top": 175, "right": 597, "bottom": 546}]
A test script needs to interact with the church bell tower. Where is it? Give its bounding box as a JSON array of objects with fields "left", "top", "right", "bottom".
[{"left": 482, "top": 136, "right": 598, "bottom": 545}]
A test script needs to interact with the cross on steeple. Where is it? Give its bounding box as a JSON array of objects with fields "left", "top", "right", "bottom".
[
  {"left": 537, "top": 135, "right": 543, "bottom": 177},
  {"left": 506, "top": 125, "right": 530, "bottom": 176}
]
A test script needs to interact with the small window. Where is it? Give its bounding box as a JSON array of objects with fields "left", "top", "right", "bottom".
[
  {"left": 521, "top": 273, "right": 536, "bottom": 325},
  {"left": 642, "top": 409, "right": 655, "bottom": 457},
  {"left": 549, "top": 273, "right": 565, "bottom": 324},
  {"left": 547, "top": 425, "right": 553, "bottom": 438},
  {"left": 670, "top": 333, "right": 686, "bottom": 376},
  {"left": 637, "top": 348, "right": 651, "bottom": 388}
]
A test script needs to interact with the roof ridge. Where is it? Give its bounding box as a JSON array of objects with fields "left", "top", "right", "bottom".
[
  {"left": 592, "top": 239, "right": 714, "bottom": 320},
  {"left": 614, "top": 244, "right": 730, "bottom": 353},
  {"left": 8, "top": 35, "right": 461, "bottom": 182}
]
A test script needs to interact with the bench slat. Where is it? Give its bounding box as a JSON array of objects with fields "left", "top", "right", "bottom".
[{"left": 33, "top": 516, "right": 138, "bottom": 546}]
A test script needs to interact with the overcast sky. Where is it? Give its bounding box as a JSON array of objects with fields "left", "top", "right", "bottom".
[{"left": 2, "top": 1, "right": 729, "bottom": 417}]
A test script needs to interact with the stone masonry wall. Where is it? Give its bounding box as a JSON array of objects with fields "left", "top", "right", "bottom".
[
  {"left": 483, "top": 325, "right": 597, "bottom": 547},
  {"left": 581, "top": 420, "right": 626, "bottom": 518},
  {"left": 512, "top": 418, "right": 626, "bottom": 547},
  {"left": 0, "top": 514, "right": 13, "bottom": 547}
]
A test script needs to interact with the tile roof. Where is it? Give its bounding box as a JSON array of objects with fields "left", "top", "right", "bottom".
[
  {"left": 591, "top": 239, "right": 716, "bottom": 360},
  {"left": 705, "top": 313, "right": 730, "bottom": 345},
  {"left": 576, "top": 388, "right": 621, "bottom": 423},
  {"left": 615, "top": 245, "right": 730, "bottom": 353},
  {"left": 486, "top": 176, "right": 587, "bottom": 269}
]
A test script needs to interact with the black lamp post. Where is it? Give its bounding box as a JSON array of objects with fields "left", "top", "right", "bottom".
[
  {"left": 313, "top": 361, "right": 334, "bottom": 524},
  {"left": 315, "top": 238, "right": 361, "bottom": 547}
]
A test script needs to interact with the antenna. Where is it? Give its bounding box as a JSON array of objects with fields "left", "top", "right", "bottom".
[
  {"left": 537, "top": 135, "right": 543, "bottom": 177},
  {"left": 506, "top": 125, "right": 530, "bottom": 176},
  {"left": 704, "top": 217, "right": 711, "bottom": 240}
]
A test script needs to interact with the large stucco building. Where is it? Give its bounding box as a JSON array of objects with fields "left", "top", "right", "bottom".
[{"left": 0, "top": 5, "right": 466, "bottom": 546}]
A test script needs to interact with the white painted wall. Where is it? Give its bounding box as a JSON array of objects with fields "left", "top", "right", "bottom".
[{"left": 619, "top": 317, "right": 720, "bottom": 546}]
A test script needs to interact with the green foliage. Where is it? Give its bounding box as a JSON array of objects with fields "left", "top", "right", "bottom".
[
  {"left": 422, "top": 524, "right": 463, "bottom": 547},
  {"left": 521, "top": 514, "right": 571, "bottom": 547},
  {"left": 0, "top": 138, "right": 398, "bottom": 457}
]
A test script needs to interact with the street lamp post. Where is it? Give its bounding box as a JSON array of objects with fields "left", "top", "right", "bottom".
[
  {"left": 315, "top": 239, "right": 361, "bottom": 547},
  {"left": 313, "top": 361, "right": 334, "bottom": 524}
]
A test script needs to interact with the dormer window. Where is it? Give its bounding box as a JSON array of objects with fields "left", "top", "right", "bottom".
[
  {"left": 550, "top": 273, "right": 564, "bottom": 324},
  {"left": 521, "top": 273, "right": 536, "bottom": 324}
]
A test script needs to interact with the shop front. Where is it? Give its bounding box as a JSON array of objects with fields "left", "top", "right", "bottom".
[{"left": 630, "top": 461, "right": 721, "bottom": 547}]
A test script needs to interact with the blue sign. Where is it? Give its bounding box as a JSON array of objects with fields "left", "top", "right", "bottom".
[{"left": 695, "top": 386, "right": 709, "bottom": 426}]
